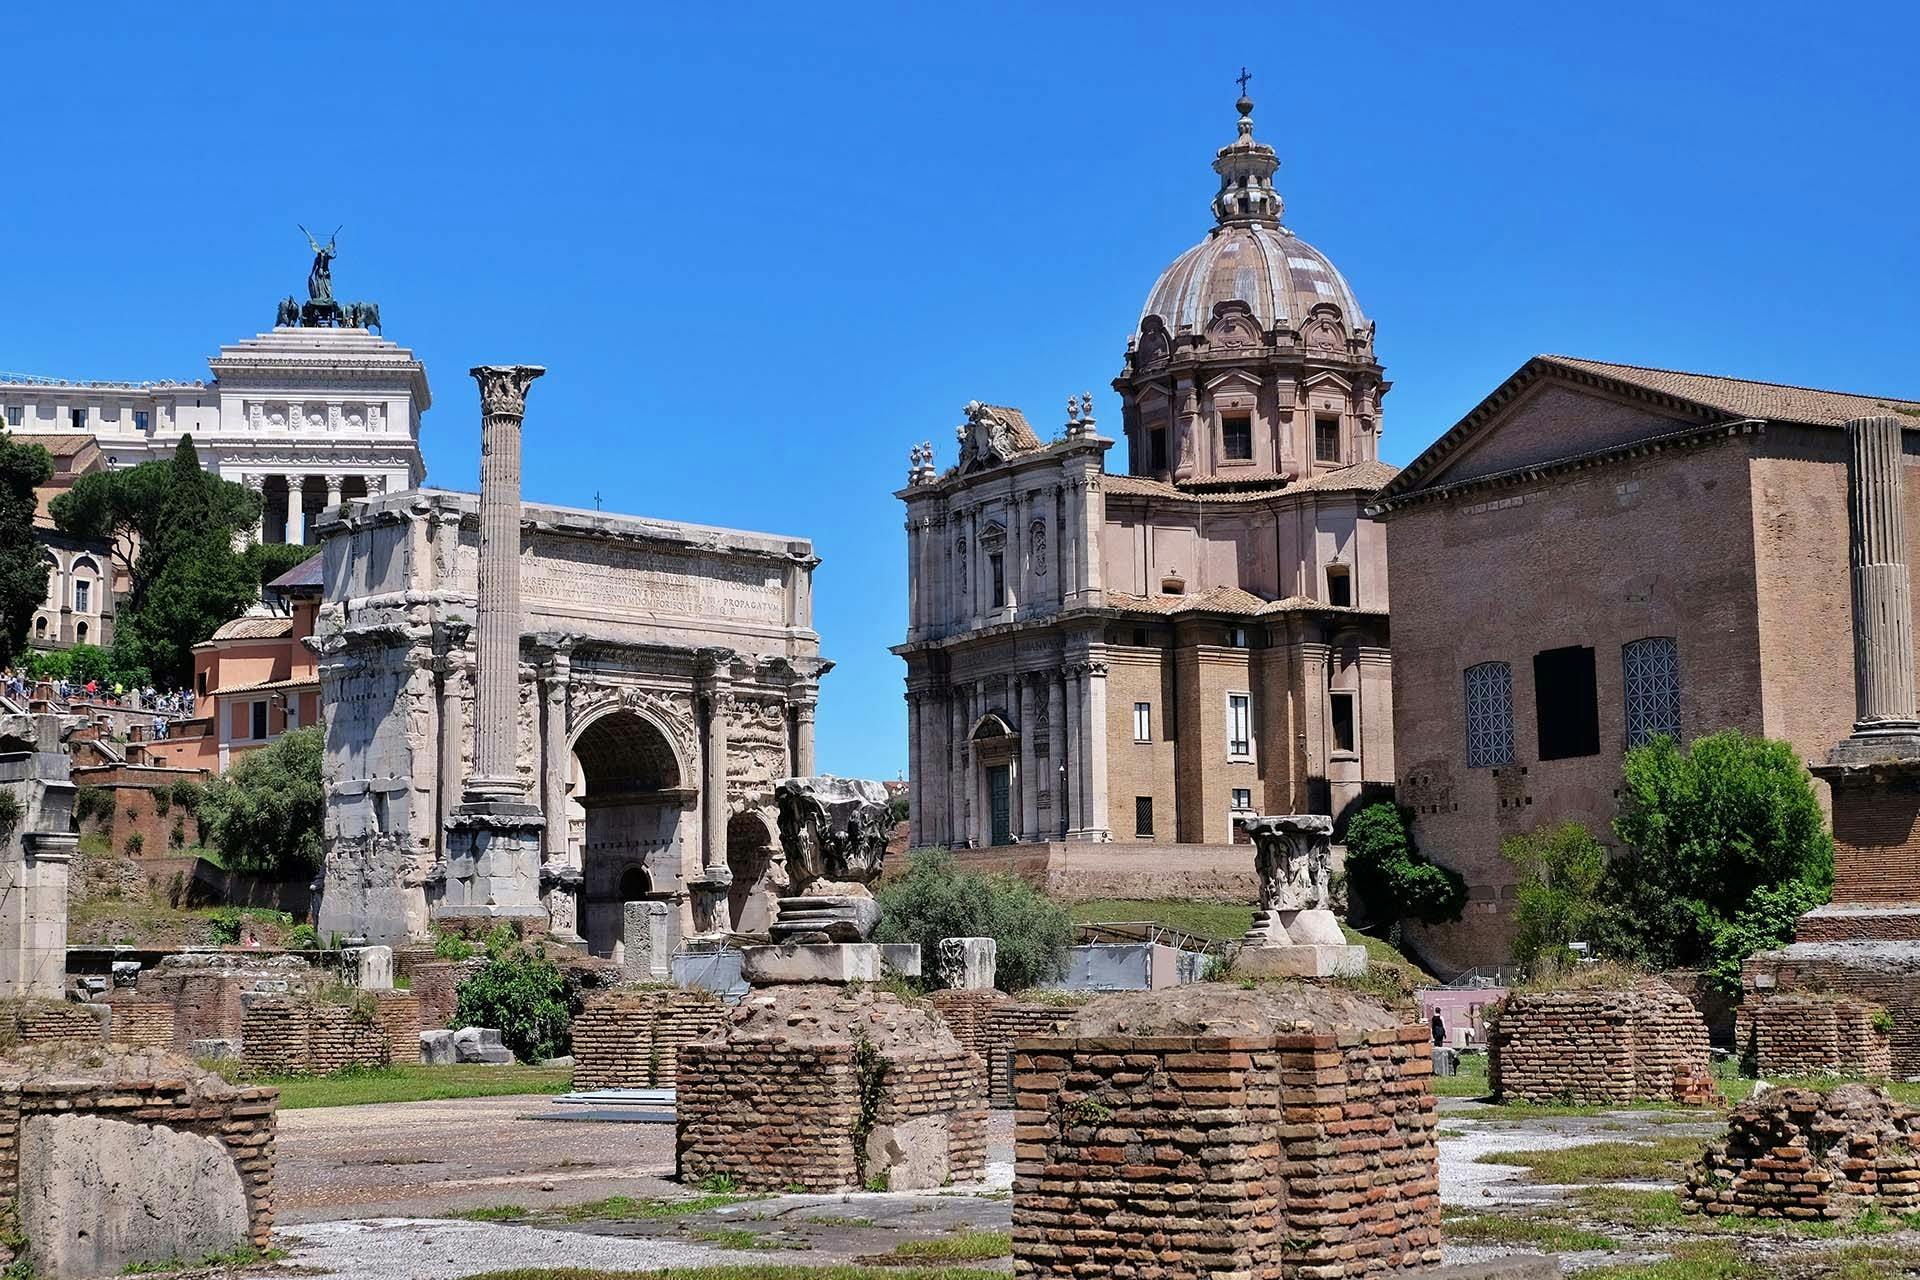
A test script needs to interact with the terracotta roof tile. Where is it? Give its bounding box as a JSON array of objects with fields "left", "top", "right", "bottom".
[
  {"left": 209, "top": 616, "right": 293, "bottom": 641},
  {"left": 1542, "top": 356, "right": 1920, "bottom": 427},
  {"left": 209, "top": 675, "right": 316, "bottom": 697}
]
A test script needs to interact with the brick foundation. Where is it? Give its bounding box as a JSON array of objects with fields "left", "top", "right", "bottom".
[
  {"left": 410, "top": 959, "right": 487, "bottom": 1029},
  {"left": 0, "top": 1051, "right": 277, "bottom": 1269},
  {"left": 1488, "top": 982, "right": 1713, "bottom": 1105},
  {"left": 4, "top": 1000, "right": 109, "bottom": 1049},
  {"left": 1737, "top": 992, "right": 1892, "bottom": 1078},
  {"left": 1685, "top": 1084, "right": 1920, "bottom": 1220},
  {"left": 134, "top": 954, "right": 324, "bottom": 1046},
  {"left": 677, "top": 985, "right": 987, "bottom": 1193},
  {"left": 240, "top": 997, "right": 390, "bottom": 1075},
  {"left": 1744, "top": 946, "right": 1920, "bottom": 1078},
  {"left": 984, "top": 1002, "right": 1079, "bottom": 1108},
  {"left": 372, "top": 993, "right": 423, "bottom": 1067},
  {"left": 573, "top": 988, "right": 728, "bottom": 1090},
  {"left": 1011, "top": 987, "right": 1441, "bottom": 1280}
]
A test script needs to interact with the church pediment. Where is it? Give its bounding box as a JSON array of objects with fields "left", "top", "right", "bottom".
[{"left": 1204, "top": 300, "right": 1263, "bottom": 348}]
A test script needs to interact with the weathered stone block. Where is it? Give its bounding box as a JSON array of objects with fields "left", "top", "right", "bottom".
[{"left": 937, "top": 937, "right": 997, "bottom": 990}]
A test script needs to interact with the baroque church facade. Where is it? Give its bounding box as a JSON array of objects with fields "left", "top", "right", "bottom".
[{"left": 896, "top": 92, "right": 1396, "bottom": 852}]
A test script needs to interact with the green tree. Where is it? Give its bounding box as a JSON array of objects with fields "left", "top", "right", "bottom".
[
  {"left": 873, "top": 849, "right": 1073, "bottom": 992},
  {"left": 1343, "top": 803, "right": 1467, "bottom": 928},
  {"left": 51, "top": 436, "right": 268, "bottom": 685},
  {"left": 454, "top": 943, "right": 573, "bottom": 1062},
  {"left": 0, "top": 433, "right": 54, "bottom": 667},
  {"left": 197, "top": 726, "right": 324, "bottom": 877},
  {"left": 1502, "top": 821, "right": 1610, "bottom": 972},
  {"left": 1604, "top": 730, "right": 1832, "bottom": 987}
]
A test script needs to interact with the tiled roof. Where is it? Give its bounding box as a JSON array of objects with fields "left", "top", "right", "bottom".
[
  {"left": 26, "top": 434, "right": 98, "bottom": 458},
  {"left": 209, "top": 616, "right": 293, "bottom": 641},
  {"left": 267, "top": 553, "right": 324, "bottom": 591},
  {"left": 209, "top": 675, "right": 316, "bottom": 697},
  {"left": 1542, "top": 356, "right": 1920, "bottom": 427},
  {"left": 1104, "top": 459, "right": 1399, "bottom": 504},
  {"left": 984, "top": 405, "right": 1045, "bottom": 454}
]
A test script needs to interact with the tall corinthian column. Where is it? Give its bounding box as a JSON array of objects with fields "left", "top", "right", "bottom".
[
  {"left": 436, "top": 364, "right": 550, "bottom": 932},
  {"left": 468, "top": 364, "right": 545, "bottom": 800},
  {"left": 1846, "top": 415, "right": 1919, "bottom": 736}
]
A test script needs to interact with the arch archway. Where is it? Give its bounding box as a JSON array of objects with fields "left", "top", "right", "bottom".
[
  {"left": 726, "top": 812, "right": 778, "bottom": 934},
  {"left": 571, "top": 708, "right": 689, "bottom": 958}
]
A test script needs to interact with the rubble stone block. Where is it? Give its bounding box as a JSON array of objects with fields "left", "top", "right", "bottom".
[{"left": 937, "top": 937, "right": 998, "bottom": 990}]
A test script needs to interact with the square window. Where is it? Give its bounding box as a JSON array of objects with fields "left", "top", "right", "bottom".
[
  {"left": 4, "top": 406, "right": 21, "bottom": 427},
  {"left": 1315, "top": 416, "right": 1340, "bottom": 463},
  {"left": 1134, "top": 796, "right": 1154, "bottom": 838},
  {"left": 1227, "top": 693, "right": 1253, "bottom": 759},
  {"left": 1226, "top": 627, "right": 1249, "bottom": 648},
  {"left": 1534, "top": 645, "right": 1600, "bottom": 761},
  {"left": 73, "top": 580, "right": 89, "bottom": 614},
  {"left": 1222, "top": 413, "right": 1253, "bottom": 461},
  {"left": 1327, "top": 565, "right": 1352, "bottom": 607},
  {"left": 134, "top": 410, "right": 150, "bottom": 431},
  {"left": 1133, "top": 701, "right": 1152, "bottom": 742},
  {"left": 1623, "top": 637, "right": 1680, "bottom": 747},
  {"left": 1131, "top": 627, "right": 1148, "bottom": 647},
  {"left": 1231, "top": 787, "right": 1252, "bottom": 809},
  {"left": 1330, "top": 690, "right": 1355, "bottom": 754},
  {"left": 249, "top": 701, "right": 268, "bottom": 741},
  {"left": 71, "top": 408, "right": 88, "bottom": 430}
]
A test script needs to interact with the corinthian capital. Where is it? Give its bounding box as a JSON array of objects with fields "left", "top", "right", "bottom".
[{"left": 469, "top": 364, "right": 547, "bottom": 418}]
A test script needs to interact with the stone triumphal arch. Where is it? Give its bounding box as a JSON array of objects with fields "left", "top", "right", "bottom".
[{"left": 312, "top": 488, "right": 828, "bottom": 950}]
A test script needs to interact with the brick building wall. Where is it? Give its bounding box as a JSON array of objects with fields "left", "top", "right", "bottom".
[
  {"left": 1488, "top": 984, "right": 1711, "bottom": 1105},
  {"left": 240, "top": 997, "right": 390, "bottom": 1075},
  {"left": 134, "top": 956, "right": 325, "bottom": 1046},
  {"left": 0, "top": 1065, "right": 277, "bottom": 1268},
  {"left": 1011, "top": 1023, "right": 1440, "bottom": 1280},
  {"left": 1104, "top": 647, "right": 1178, "bottom": 842},
  {"left": 72, "top": 766, "right": 206, "bottom": 858},
  {"left": 4, "top": 1001, "right": 108, "bottom": 1049},
  {"left": 679, "top": 1041, "right": 861, "bottom": 1191},
  {"left": 1824, "top": 777, "right": 1920, "bottom": 907},
  {"left": 983, "top": 1002, "right": 1078, "bottom": 1108},
  {"left": 1738, "top": 992, "right": 1891, "bottom": 1079},
  {"left": 947, "top": 843, "right": 1257, "bottom": 907},
  {"left": 573, "top": 988, "right": 728, "bottom": 1090},
  {"left": 372, "top": 993, "right": 422, "bottom": 1067}
]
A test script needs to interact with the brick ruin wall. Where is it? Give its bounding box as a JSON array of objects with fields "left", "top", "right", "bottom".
[
  {"left": 1488, "top": 985, "right": 1712, "bottom": 1105},
  {"left": 1743, "top": 953, "right": 1920, "bottom": 1078},
  {"left": 1012, "top": 1024, "right": 1441, "bottom": 1280},
  {"left": 678, "top": 1038, "right": 986, "bottom": 1193},
  {"left": 409, "top": 959, "right": 487, "bottom": 1029},
  {"left": 984, "top": 1003, "right": 1078, "bottom": 1108},
  {"left": 73, "top": 773, "right": 206, "bottom": 859},
  {"left": 0, "top": 1066, "right": 278, "bottom": 1269},
  {"left": 1738, "top": 993, "right": 1892, "bottom": 1079},
  {"left": 372, "top": 993, "right": 422, "bottom": 1067},
  {"left": 678, "top": 1041, "right": 861, "bottom": 1191},
  {"left": 134, "top": 960, "right": 325, "bottom": 1047},
  {"left": 106, "top": 999, "right": 176, "bottom": 1050},
  {"left": 1685, "top": 1085, "right": 1920, "bottom": 1221},
  {"left": 240, "top": 998, "right": 391, "bottom": 1075},
  {"left": 572, "top": 988, "right": 728, "bottom": 1090}
]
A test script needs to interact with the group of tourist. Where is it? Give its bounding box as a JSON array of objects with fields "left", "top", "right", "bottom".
[{"left": 0, "top": 668, "right": 197, "bottom": 735}]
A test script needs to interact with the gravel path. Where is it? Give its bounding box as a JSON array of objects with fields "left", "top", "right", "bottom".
[{"left": 280, "top": 1218, "right": 818, "bottom": 1280}]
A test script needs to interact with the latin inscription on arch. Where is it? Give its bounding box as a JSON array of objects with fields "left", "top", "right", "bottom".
[{"left": 522, "top": 536, "right": 786, "bottom": 624}]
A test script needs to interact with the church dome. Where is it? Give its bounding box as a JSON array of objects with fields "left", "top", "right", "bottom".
[{"left": 1138, "top": 89, "right": 1367, "bottom": 337}]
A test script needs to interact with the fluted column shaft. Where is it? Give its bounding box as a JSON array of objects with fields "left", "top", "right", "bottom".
[
  {"left": 467, "top": 365, "right": 544, "bottom": 800},
  {"left": 1848, "top": 415, "right": 1918, "bottom": 730}
]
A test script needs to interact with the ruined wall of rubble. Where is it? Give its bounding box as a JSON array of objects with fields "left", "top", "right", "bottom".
[
  {"left": 678, "top": 986, "right": 988, "bottom": 1193},
  {"left": 410, "top": 959, "right": 487, "bottom": 1029},
  {"left": 240, "top": 998, "right": 390, "bottom": 1075},
  {"left": 1489, "top": 982, "right": 1711, "bottom": 1105},
  {"left": 1738, "top": 992, "right": 1892, "bottom": 1079},
  {"left": 106, "top": 1000, "right": 176, "bottom": 1049},
  {"left": 573, "top": 988, "right": 728, "bottom": 1091},
  {"left": 1685, "top": 1084, "right": 1920, "bottom": 1220},
  {"left": 134, "top": 954, "right": 324, "bottom": 1046},
  {"left": 1011, "top": 985, "right": 1441, "bottom": 1280},
  {"left": 0, "top": 1050, "right": 277, "bottom": 1273}
]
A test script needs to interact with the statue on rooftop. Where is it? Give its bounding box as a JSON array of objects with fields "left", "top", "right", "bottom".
[{"left": 300, "top": 224, "right": 340, "bottom": 303}]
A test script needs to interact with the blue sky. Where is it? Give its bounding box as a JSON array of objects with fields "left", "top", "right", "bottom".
[{"left": 5, "top": 3, "right": 1917, "bottom": 779}]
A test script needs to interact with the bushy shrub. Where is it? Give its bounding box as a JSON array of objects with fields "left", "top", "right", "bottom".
[
  {"left": 287, "top": 923, "right": 321, "bottom": 951},
  {"left": 122, "top": 832, "right": 143, "bottom": 856},
  {"left": 872, "top": 849, "right": 1072, "bottom": 992},
  {"left": 432, "top": 929, "right": 479, "bottom": 961},
  {"left": 198, "top": 726, "right": 323, "bottom": 876},
  {"left": 1343, "top": 804, "right": 1466, "bottom": 928},
  {"left": 0, "top": 791, "right": 20, "bottom": 840},
  {"left": 1604, "top": 731, "right": 1832, "bottom": 990},
  {"left": 1502, "top": 821, "right": 1610, "bottom": 972},
  {"left": 73, "top": 786, "right": 113, "bottom": 824},
  {"left": 169, "top": 779, "right": 203, "bottom": 812},
  {"left": 206, "top": 907, "right": 243, "bottom": 946},
  {"left": 453, "top": 944, "right": 573, "bottom": 1062}
]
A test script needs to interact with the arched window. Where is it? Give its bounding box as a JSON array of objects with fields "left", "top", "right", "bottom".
[
  {"left": 75, "top": 621, "right": 88, "bottom": 643},
  {"left": 34, "top": 617, "right": 46, "bottom": 639},
  {"left": 1464, "top": 661, "right": 1514, "bottom": 768},
  {"left": 1623, "top": 637, "right": 1680, "bottom": 747}
]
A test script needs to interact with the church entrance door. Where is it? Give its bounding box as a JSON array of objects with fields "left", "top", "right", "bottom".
[
  {"left": 572, "top": 709, "right": 687, "bottom": 958},
  {"left": 988, "top": 765, "right": 1012, "bottom": 846}
]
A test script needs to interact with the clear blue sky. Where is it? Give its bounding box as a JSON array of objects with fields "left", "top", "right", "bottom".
[{"left": 5, "top": 3, "right": 1917, "bottom": 778}]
